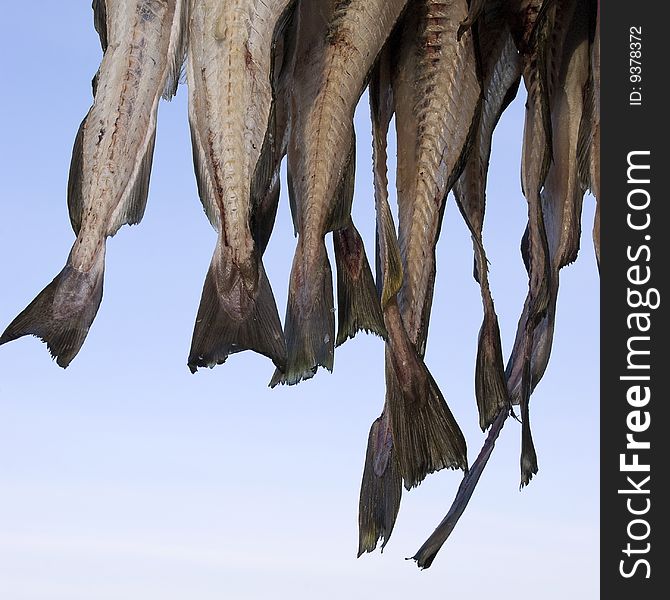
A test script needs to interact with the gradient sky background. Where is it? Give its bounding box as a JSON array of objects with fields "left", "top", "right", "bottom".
[{"left": 0, "top": 4, "right": 599, "bottom": 599}]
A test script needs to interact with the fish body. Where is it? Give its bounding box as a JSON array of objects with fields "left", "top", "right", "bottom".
[
  {"left": 388, "top": 0, "right": 479, "bottom": 489},
  {"left": 395, "top": 0, "right": 481, "bottom": 351},
  {"left": 359, "top": 1, "right": 482, "bottom": 553},
  {"left": 1, "top": 0, "right": 187, "bottom": 366},
  {"left": 454, "top": 0, "right": 521, "bottom": 430},
  {"left": 186, "top": 0, "right": 296, "bottom": 372},
  {"left": 507, "top": 0, "right": 585, "bottom": 487},
  {"left": 274, "top": 0, "right": 405, "bottom": 385}
]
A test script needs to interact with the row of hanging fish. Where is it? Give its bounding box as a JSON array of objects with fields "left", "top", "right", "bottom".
[{"left": 0, "top": 0, "right": 600, "bottom": 569}]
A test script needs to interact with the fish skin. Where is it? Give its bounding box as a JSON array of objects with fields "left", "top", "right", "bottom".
[
  {"left": 186, "top": 0, "right": 296, "bottom": 373},
  {"left": 357, "top": 46, "right": 403, "bottom": 556},
  {"left": 453, "top": 0, "right": 520, "bottom": 431},
  {"left": 394, "top": 0, "right": 481, "bottom": 352},
  {"left": 357, "top": 409, "right": 402, "bottom": 557},
  {"left": 272, "top": 0, "right": 407, "bottom": 386},
  {"left": 0, "top": 0, "right": 187, "bottom": 367},
  {"left": 360, "top": 2, "right": 480, "bottom": 552},
  {"left": 388, "top": 0, "right": 479, "bottom": 489},
  {"left": 506, "top": 0, "right": 590, "bottom": 406},
  {"left": 505, "top": 0, "right": 582, "bottom": 487},
  {"left": 413, "top": 3, "right": 594, "bottom": 567}
]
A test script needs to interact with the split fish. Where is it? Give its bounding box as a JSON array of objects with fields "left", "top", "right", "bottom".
[
  {"left": 359, "top": 0, "right": 481, "bottom": 552},
  {"left": 186, "top": 0, "right": 297, "bottom": 373},
  {"left": 389, "top": 0, "right": 479, "bottom": 490},
  {"left": 270, "top": 0, "right": 405, "bottom": 386},
  {"left": 0, "top": 0, "right": 187, "bottom": 366},
  {"left": 453, "top": 0, "right": 520, "bottom": 431},
  {"left": 412, "top": 0, "right": 595, "bottom": 568}
]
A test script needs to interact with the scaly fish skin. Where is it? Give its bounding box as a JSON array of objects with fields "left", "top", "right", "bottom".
[
  {"left": 388, "top": 0, "right": 479, "bottom": 489},
  {"left": 453, "top": 0, "right": 520, "bottom": 431},
  {"left": 1, "top": 0, "right": 186, "bottom": 367},
  {"left": 395, "top": 0, "right": 481, "bottom": 351},
  {"left": 275, "top": 0, "right": 407, "bottom": 386},
  {"left": 186, "top": 0, "right": 295, "bottom": 373}
]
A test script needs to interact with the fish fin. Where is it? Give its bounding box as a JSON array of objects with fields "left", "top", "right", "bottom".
[
  {"left": 66, "top": 116, "right": 88, "bottom": 235},
  {"left": 475, "top": 307, "right": 511, "bottom": 430},
  {"left": 188, "top": 242, "right": 286, "bottom": 373},
  {"left": 376, "top": 197, "right": 403, "bottom": 308},
  {"left": 92, "top": 0, "right": 108, "bottom": 52},
  {"left": 369, "top": 46, "right": 402, "bottom": 308},
  {"left": 286, "top": 168, "right": 299, "bottom": 237},
  {"left": 577, "top": 67, "right": 594, "bottom": 193},
  {"left": 162, "top": 0, "right": 189, "bottom": 100},
  {"left": 0, "top": 251, "right": 105, "bottom": 368},
  {"left": 358, "top": 414, "right": 402, "bottom": 556},
  {"left": 333, "top": 223, "right": 386, "bottom": 346},
  {"left": 253, "top": 177, "right": 280, "bottom": 256},
  {"left": 386, "top": 361, "right": 468, "bottom": 490},
  {"left": 270, "top": 240, "right": 334, "bottom": 386},
  {"left": 384, "top": 304, "right": 467, "bottom": 489},
  {"left": 189, "top": 118, "right": 221, "bottom": 230},
  {"left": 326, "top": 133, "right": 356, "bottom": 233},
  {"left": 251, "top": 103, "right": 281, "bottom": 254},
  {"left": 108, "top": 129, "right": 156, "bottom": 235},
  {"left": 519, "top": 331, "right": 539, "bottom": 488}
]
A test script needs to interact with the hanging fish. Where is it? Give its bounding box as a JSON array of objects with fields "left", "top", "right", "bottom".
[
  {"left": 358, "top": 43, "right": 404, "bottom": 556},
  {"left": 359, "top": 0, "right": 483, "bottom": 553},
  {"left": 270, "top": 0, "right": 403, "bottom": 386},
  {"left": 186, "top": 0, "right": 297, "bottom": 373},
  {"left": 412, "top": 0, "right": 595, "bottom": 568},
  {"left": 387, "top": 0, "right": 479, "bottom": 490},
  {"left": 453, "top": 0, "right": 520, "bottom": 431},
  {"left": 0, "top": 0, "right": 187, "bottom": 367}
]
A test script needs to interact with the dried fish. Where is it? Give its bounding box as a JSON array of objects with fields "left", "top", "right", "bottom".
[
  {"left": 186, "top": 0, "right": 297, "bottom": 373},
  {"left": 454, "top": 0, "right": 520, "bottom": 430},
  {"left": 389, "top": 0, "right": 479, "bottom": 490},
  {"left": 271, "top": 0, "right": 404, "bottom": 386},
  {"left": 0, "top": 0, "right": 187, "bottom": 366}
]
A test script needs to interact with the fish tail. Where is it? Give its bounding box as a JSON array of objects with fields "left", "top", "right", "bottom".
[
  {"left": 0, "top": 249, "right": 105, "bottom": 368},
  {"left": 358, "top": 412, "right": 402, "bottom": 557},
  {"left": 188, "top": 242, "right": 286, "bottom": 373},
  {"left": 270, "top": 239, "right": 334, "bottom": 386},
  {"left": 474, "top": 304, "right": 511, "bottom": 430},
  {"left": 520, "top": 328, "right": 539, "bottom": 488},
  {"left": 593, "top": 196, "right": 600, "bottom": 271},
  {"left": 333, "top": 222, "right": 387, "bottom": 346},
  {"left": 383, "top": 303, "right": 467, "bottom": 489}
]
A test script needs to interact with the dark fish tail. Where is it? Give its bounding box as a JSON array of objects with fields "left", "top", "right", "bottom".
[
  {"left": 270, "top": 238, "right": 334, "bottom": 386},
  {"left": 384, "top": 302, "right": 468, "bottom": 490},
  {"left": 0, "top": 249, "right": 105, "bottom": 368},
  {"left": 358, "top": 411, "right": 402, "bottom": 557},
  {"left": 334, "top": 222, "right": 386, "bottom": 346},
  {"left": 188, "top": 241, "right": 286, "bottom": 373},
  {"left": 519, "top": 323, "right": 539, "bottom": 488}
]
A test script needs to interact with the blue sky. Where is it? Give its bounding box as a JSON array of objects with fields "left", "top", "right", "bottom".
[{"left": 0, "top": 5, "right": 599, "bottom": 599}]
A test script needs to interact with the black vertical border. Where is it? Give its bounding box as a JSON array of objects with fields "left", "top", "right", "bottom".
[{"left": 601, "top": 1, "right": 668, "bottom": 596}]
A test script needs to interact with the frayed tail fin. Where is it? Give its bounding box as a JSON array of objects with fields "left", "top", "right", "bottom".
[
  {"left": 358, "top": 411, "right": 402, "bottom": 556},
  {"left": 333, "top": 222, "right": 386, "bottom": 346},
  {"left": 188, "top": 242, "right": 286, "bottom": 373},
  {"left": 0, "top": 251, "right": 105, "bottom": 368},
  {"left": 270, "top": 239, "right": 334, "bottom": 386},
  {"left": 384, "top": 301, "right": 468, "bottom": 489}
]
